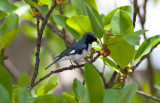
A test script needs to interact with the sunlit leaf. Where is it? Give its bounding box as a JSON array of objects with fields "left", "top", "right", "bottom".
[
  {"left": 84, "top": 62, "right": 104, "bottom": 103},
  {"left": 0, "top": 13, "right": 19, "bottom": 49},
  {"left": 37, "top": 83, "right": 58, "bottom": 96},
  {"left": 66, "top": 15, "right": 93, "bottom": 35},
  {"left": 62, "top": 93, "right": 77, "bottom": 103},
  {"left": 103, "top": 5, "right": 132, "bottom": 26},
  {"left": 33, "top": 95, "right": 64, "bottom": 103},
  {"left": 102, "top": 57, "right": 122, "bottom": 75},
  {"left": 53, "top": 15, "right": 81, "bottom": 40},
  {"left": 110, "top": 10, "right": 134, "bottom": 35},
  {"left": 108, "top": 37, "right": 135, "bottom": 69},
  {"left": 134, "top": 35, "right": 160, "bottom": 61}
]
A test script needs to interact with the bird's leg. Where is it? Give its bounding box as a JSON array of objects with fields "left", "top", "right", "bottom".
[{"left": 70, "top": 60, "right": 74, "bottom": 66}]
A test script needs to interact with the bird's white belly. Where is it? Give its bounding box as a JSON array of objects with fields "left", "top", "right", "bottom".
[{"left": 59, "top": 44, "right": 92, "bottom": 62}]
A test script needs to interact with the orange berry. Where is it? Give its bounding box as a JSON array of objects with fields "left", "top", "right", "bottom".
[
  {"left": 56, "top": 0, "right": 62, "bottom": 4},
  {"left": 120, "top": 77, "right": 124, "bottom": 82},
  {"left": 108, "top": 31, "right": 112, "bottom": 35},
  {"left": 100, "top": 50, "right": 105, "bottom": 55},
  {"left": 103, "top": 53, "right": 107, "bottom": 57},
  {"left": 32, "top": 13, "right": 36, "bottom": 17},
  {"left": 38, "top": 11, "right": 41, "bottom": 14}
]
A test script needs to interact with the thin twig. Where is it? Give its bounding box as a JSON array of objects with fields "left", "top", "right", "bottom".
[
  {"left": 136, "top": 90, "right": 160, "bottom": 102},
  {"left": 133, "top": 0, "right": 138, "bottom": 27},
  {"left": 39, "top": 14, "right": 72, "bottom": 45},
  {"left": 28, "top": 1, "right": 57, "bottom": 91},
  {"left": 106, "top": 71, "right": 117, "bottom": 88},
  {"left": 29, "top": 52, "right": 100, "bottom": 90},
  {"left": 132, "top": 42, "right": 160, "bottom": 71}
]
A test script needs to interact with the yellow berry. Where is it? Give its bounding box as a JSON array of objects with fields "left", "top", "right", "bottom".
[{"left": 100, "top": 50, "right": 105, "bottom": 55}]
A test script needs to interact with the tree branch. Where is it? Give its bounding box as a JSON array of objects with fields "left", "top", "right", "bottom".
[
  {"left": 132, "top": 42, "right": 160, "bottom": 71},
  {"left": 136, "top": 90, "right": 160, "bottom": 102},
  {"left": 132, "top": 0, "right": 138, "bottom": 27},
  {"left": 39, "top": 14, "right": 72, "bottom": 45},
  {"left": 28, "top": 1, "right": 57, "bottom": 91},
  {"left": 29, "top": 51, "right": 100, "bottom": 90}
]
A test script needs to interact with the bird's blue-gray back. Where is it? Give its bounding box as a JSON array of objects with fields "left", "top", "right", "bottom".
[{"left": 57, "top": 41, "right": 87, "bottom": 57}]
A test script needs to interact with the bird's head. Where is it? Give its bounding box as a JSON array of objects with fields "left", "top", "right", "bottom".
[{"left": 81, "top": 32, "right": 98, "bottom": 44}]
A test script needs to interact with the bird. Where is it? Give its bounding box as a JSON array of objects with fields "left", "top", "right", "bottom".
[{"left": 45, "top": 32, "right": 98, "bottom": 69}]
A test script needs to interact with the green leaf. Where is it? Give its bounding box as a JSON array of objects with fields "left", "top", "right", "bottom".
[
  {"left": 0, "top": 0, "right": 17, "bottom": 12},
  {"left": 84, "top": 0, "right": 98, "bottom": 11},
  {"left": 0, "top": 65, "right": 12, "bottom": 97},
  {"left": 108, "top": 37, "right": 135, "bottom": 69},
  {"left": 21, "top": 23, "right": 37, "bottom": 40},
  {"left": 155, "top": 81, "right": 160, "bottom": 90},
  {"left": 103, "top": 5, "right": 132, "bottom": 26},
  {"left": 118, "top": 83, "right": 138, "bottom": 103},
  {"left": 71, "top": 0, "right": 87, "bottom": 15},
  {"left": 134, "top": 35, "right": 160, "bottom": 61},
  {"left": 103, "top": 89, "right": 119, "bottom": 103},
  {"left": 123, "top": 30, "right": 148, "bottom": 46},
  {"left": 33, "top": 95, "right": 64, "bottom": 103},
  {"left": 0, "top": 11, "right": 7, "bottom": 19},
  {"left": 24, "top": 0, "right": 32, "bottom": 4},
  {"left": 110, "top": 10, "right": 134, "bottom": 35},
  {"left": 0, "top": 13, "right": 19, "bottom": 49},
  {"left": 2, "top": 13, "right": 19, "bottom": 34},
  {"left": 38, "top": 0, "right": 49, "bottom": 5},
  {"left": 0, "top": 85, "right": 12, "bottom": 103},
  {"left": 103, "top": 83, "right": 138, "bottom": 103},
  {"left": 37, "top": 83, "right": 58, "bottom": 96},
  {"left": 62, "top": 93, "right": 77, "bottom": 103},
  {"left": 38, "top": 5, "right": 49, "bottom": 16},
  {"left": 73, "top": 79, "right": 88, "bottom": 103},
  {"left": 17, "top": 73, "right": 30, "bottom": 87},
  {"left": 102, "top": 57, "right": 122, "bottom": 75},
  {"left": 84, "top": 62, "right": 104, "bottom": 103},
  {"left": 16, "top": 87, "right": 31, "bottom": 103},
  {"left": 71, "top": 0, "right": 98, "bottom": 15},
  {"left": 0, "top": 29, "right": 19, "bottom": 49},
  {"left": 53, "top": 15, "right": 81, "bottom": 40},
  {"left": 85, "top": 4, "right": 104, "bottom": 38},
  {"left": 66, "top": 16, "right": 93, "bottom": 35}
]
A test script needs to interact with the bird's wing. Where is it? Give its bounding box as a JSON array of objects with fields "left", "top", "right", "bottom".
[{"left": 56, "top": 42, "right": 87, "bottom": 58}]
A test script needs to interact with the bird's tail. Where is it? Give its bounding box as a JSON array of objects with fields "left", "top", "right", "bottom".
[{"left": 45, "top": 57, "right": 61, "bottom": 70}]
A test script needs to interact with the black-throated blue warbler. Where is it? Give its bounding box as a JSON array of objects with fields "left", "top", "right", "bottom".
[{"left": 45, "top": 32, "right": 98, "bottom": 69}]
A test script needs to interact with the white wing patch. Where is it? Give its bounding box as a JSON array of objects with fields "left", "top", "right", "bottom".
[
  {"left": 69, "top": 50, "right": 75, "bottom": 54},
  {"left": 57, "top": 44, "right": 92, "bottom": 62}
]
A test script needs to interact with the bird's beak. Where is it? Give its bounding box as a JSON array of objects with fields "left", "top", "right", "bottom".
[{"left": 96, "top": 39, "right": 99, "bottom": 44}]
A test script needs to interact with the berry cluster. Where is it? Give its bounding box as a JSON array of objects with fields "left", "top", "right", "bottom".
[
  {"left": 100, "top": 49, "right": 110, "bottom": 57},
  {"left": 32, "top": 11, "right": 41, "bottom": 17}
]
